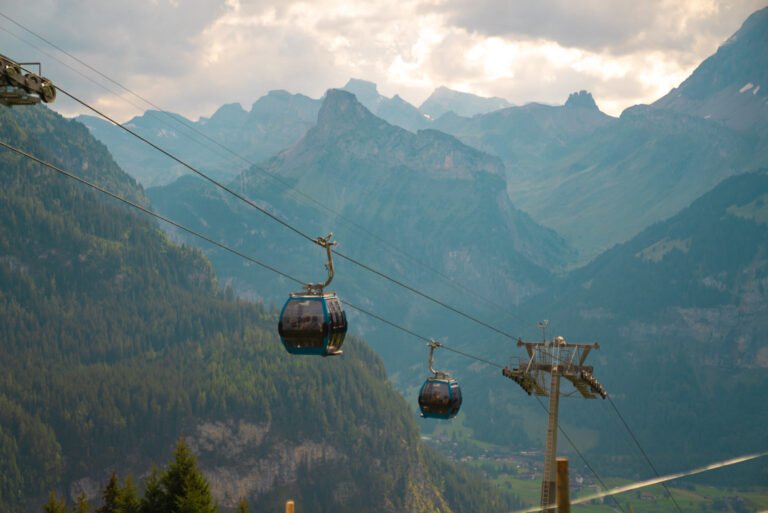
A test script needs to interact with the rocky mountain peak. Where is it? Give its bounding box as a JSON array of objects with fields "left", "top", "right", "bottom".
[
  {"left": 314, "top": 88, "right": 383, "bottom": 135},
  {"left": 207, "top": 102, "right": 247, "bottom": 125},
  {"left": 420, "top": 87, "right": 512, "bottom": 118},
  {"left": 342, "top": 78, "right": 382, "bottom": 106},
  {"left": 650, "top": 7, "right": 768, "bottom": 130},
  {"left": 565, "top": 90, "right": 598, "bottom": 110}
]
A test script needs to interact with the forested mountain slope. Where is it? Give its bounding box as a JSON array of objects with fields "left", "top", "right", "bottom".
[{"left": 0, "top": 104, "right": 519, "bottom": 513}]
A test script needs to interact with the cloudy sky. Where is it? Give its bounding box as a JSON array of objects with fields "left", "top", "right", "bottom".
[{"left": 1, "top": 0, "right": 765, "bottom": 121}]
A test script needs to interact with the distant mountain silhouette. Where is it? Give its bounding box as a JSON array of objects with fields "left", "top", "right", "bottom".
[
  {"left": 505, "top": 10, "right": 768, "bottom": 262},
  {"left": 653, "top": 7, "right": 768, "bottom": 131},
  {"left": 564, "top": 90, "right": 599, "bottom": 110},
  {"left": 420, "top": 86, "right": 512, "bottom": 119},
  {"left": 341, "top": 78, "right": 430, "bottom": 132},
  {"left": 512, "top": 105, "right": 757, "bottom": 262},
  {"left": 427, "top": 10, "right": 767, "bottom": 264},
  {"left": 78, "top": 90, "right": 321, "bottom": 187},
  {"left": 433, "top": 91, "right": 613, "bottom": 174}
]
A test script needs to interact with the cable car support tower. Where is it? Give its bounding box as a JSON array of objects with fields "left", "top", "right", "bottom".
[{"left": 502, "top": 321, "right": 607, "bottom": 513}]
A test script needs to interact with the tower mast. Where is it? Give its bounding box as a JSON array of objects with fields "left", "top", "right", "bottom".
[{"left": 503, "top": 328, "right": 607, "bottom": 513}]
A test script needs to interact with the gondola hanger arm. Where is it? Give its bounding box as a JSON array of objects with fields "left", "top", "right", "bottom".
[{"left": 305, "top": 233, "right": 337, "bottom": 294}]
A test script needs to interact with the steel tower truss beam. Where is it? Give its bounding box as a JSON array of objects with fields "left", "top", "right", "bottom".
[{"left": 502, "top": 336, "right": 607, "bottom": 513}]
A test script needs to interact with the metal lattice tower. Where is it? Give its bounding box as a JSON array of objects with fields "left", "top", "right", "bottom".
[{"left": 502, "top": 328, "right": 607, "bottom": 513}]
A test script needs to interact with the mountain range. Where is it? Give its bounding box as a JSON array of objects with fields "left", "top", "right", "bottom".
[{"left": 77, "top": 81, "right": 515, "bottom": 189}]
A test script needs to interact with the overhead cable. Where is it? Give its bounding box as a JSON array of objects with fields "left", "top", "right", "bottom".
[
  {"left": 50, "top": 83, "right": 524, "bottom": 344},
  {"left": 0, "top": 7, "right": 536, "bottom": 336},
  {"left": 0, "top": 138, "right": 502, "bottom": 373}
]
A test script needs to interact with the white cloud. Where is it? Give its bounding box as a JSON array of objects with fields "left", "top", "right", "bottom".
[{"left": 0, "top": 0, "right": 764, "bottom": 121}]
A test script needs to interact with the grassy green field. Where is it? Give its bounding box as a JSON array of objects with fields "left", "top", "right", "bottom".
[
  {"left": 480, "top": 472, "right": 768, "bottom": 513},
  {"left": 420, "top": 411, "right": 768, "bottom": 513}
]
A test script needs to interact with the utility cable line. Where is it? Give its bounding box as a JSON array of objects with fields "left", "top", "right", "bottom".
[
  {"left": 0, "top": 8, "right": 536, "bottom": 336},
  {"left": 0, "top": 138, "right": 501, "bottom": 372},
  {"left": 508, "top": 451, "right": 768, "bottom": 513},
  {"left": 607, "top": 395, "right": 685, "bottom": 513},
  {"left": 50, "top": 82, "right": 526, "bottom": 345},
  {"left": 0, "top": 139, "right": 303, "bottom": 286},
  {"left": 0, "top": 22, "right": 215, "bottom": 155},
  {"left": 57, "top": 84, "right": 318, "bottom": 245}
]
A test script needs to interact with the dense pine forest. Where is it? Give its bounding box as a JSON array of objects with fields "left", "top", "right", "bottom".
[{"left": 0, "top": 104, "right": 520, "bottom": 512}]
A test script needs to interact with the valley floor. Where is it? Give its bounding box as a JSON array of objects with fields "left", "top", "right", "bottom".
[{"left": 422, "top": 430, "right": 768, "bottom": 513}]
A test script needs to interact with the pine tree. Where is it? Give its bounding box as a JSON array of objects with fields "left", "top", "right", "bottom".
[
  {"left": 42, "top": 491, "right": 67, "bottom": 513},
  {"left": 74, "top": 493, "right": 90, "bottom": 513},
  {"left": 139, "top": 468, "right": 167, "bottom": 513},
  {"left": 153, "top": 438, "right": 217, "bottom": 513},
  {"left": 96, "top": 472, "right": 120, "bottom": 513},
  {"left": 96, "top": 472, "right": 141, "bottom": 513},
  {"left": 235, "top": 498, "right": 249, "bottom": 513},
  {"left": 117, "top": 476, "right": 140, "bottom": 513}
]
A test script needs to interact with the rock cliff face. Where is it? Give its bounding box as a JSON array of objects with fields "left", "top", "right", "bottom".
[
  {"left": 188, "top": 419, "right": 461, "bottom": 511},
  {"left": 189, "top": 420, "right": 341, "bottom": 507}
]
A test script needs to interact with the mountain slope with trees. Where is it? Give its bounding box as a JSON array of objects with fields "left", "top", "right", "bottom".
[{"left": 0, "top": 104, "right": 519, "bottom": 513}]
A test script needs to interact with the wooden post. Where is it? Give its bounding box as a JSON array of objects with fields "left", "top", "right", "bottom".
[
  {"left": 286, "top": 500, "right": 295, "bottom": 513},
  {"left": 540, "top": 368, "right": 561, "bottom": 512},
  {"left": 556, "top": 458, "right": 570, "bottom": 513}
]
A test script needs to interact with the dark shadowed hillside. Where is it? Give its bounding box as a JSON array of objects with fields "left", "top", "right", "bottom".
[{"left": 477, "top": 170, "right": 768, "bottom": 482}]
